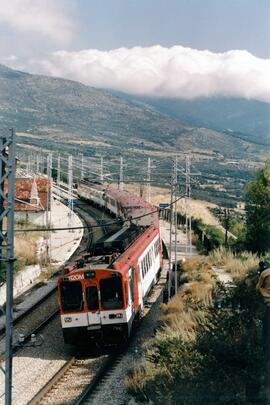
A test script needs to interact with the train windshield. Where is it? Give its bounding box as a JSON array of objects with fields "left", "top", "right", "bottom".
[
  {"left": 100, "top": 277, "right": 123, "bottom": 309},
  {"left": 60, "top": 281, "right": 83, "bottom": 312},
  {"left": 86, "top": 285, "right": 99, "bottom": 311}
]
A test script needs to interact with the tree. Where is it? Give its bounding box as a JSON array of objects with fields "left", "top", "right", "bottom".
[{"left": 245, "top": 160, "right": 270, "bottom": 254}]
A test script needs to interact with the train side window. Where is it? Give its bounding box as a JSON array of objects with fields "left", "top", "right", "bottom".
[
  {"left": 129, "top": 267, "right": 135, "bottom": 304},
  {"left": 150, "top": 251, "right": 153, "bottom": 267}
]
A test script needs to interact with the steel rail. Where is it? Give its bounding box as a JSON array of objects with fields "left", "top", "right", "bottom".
[
  {"left": 0, "top": 193, "right": 112, "bottom": 353},
  {"left": 27, "top": 357, "right": 77, "bottom": 405},
  {"left": 0, "top": 309, "right": 59, "bottom": 363},
  {"left": 74, "top": 349, "right": 126, "bottom": 405}
]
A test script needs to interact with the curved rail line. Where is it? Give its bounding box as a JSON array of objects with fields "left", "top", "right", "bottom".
[{"left": 0, "top": 195, "right": 115, "bottom": 358}]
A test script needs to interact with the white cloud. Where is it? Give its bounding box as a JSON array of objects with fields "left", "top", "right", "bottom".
[
  {"left": 0, "top": 0, "right": 74, "bottom": 44},
  {"left": 14, "top": 45, "right": 270, "bottom": 102}
]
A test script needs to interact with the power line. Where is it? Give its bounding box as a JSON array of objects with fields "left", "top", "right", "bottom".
[{"left": 10, "top": 192, "right": 187, "bottom": 233}]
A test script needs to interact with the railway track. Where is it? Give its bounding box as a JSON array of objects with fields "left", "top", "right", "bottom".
[
  {"left": 0, "top": 198, "right": 116, "bottom": 357},
  {"left": 26, "top": 284, "right": 162, "bottom": 405},
  {"left": 27, "top": 343, "right": 129, "bottom": 405},
  {"left": 27, "top": 353, "right": 111, "bottom": 405}
]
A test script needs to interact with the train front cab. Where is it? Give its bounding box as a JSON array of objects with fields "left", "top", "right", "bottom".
[{"left": 58, "top": 268, "right": 133, "bottom": 345}]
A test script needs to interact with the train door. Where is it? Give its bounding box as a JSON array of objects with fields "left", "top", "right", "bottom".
[
  {"left": 137, "top": 263, "right": 143, "bottom": 308},
  {"left": 85, "top": 283, "right": 101, "bottom": 327},
  {"left": 128, "top": 267, "right": 135, "bottom": 315}
]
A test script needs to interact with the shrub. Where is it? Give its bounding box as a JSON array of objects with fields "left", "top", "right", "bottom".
[{"left": 127, "top": 259, "right": 266, "bottom": 404}]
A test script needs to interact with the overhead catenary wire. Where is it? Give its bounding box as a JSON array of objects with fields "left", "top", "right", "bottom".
[{"left": 9, "top": 192, "right": 187, "bottom": 233}]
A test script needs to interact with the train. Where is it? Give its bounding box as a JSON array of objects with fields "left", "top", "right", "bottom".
[{"left": 58, "top": 182, "right": 163, "bottom": 344}]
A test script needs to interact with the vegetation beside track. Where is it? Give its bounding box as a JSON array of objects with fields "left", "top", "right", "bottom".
[
  {"left": 0, "top": 220, "right": 41, "bottom": 284},
  {"left": 126, "top": 254, "right": 267, "bottom": 404}
]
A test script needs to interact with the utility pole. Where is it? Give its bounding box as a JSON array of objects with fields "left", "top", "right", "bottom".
[
  {"left": 46, "top": 153, "right": 52, "bottom": 263},
  {"left": 224, "top": 208, "right": 230, "bottom": 248},
  {"left": 0, "top": 129, "right": 16, "bottom": 405},
  {"left": 185, "top": 154, "right": 192, "bottom": 254},
  {"left": 146, "top": 157, "right": 151, "bottom": 203},
  {"left": 119, "top": 156, "right": 123, "bottom": 191},
  {"left": 174, "top": 156, "right": 178, "bottom": 294},
  {"left": 36, "top": 154, "right": 40, "bottom": 175},
  {"left": 40, "top": 154, "right": 44, "bottom": 175},
  {"left": 100, "top": 156, "right": 104, "bottom": 183},
  {"left": 80, "top": 154, "right": 84, "bottom": 181},
  {"left": 68, "top": 155, "right": 73, "bottom": 229},
  {"left": 57, "top": 155, "right": 61, "bottom": 186},
  {"left": 26, "top": 155, "right": 30, "bottom": 176},
  {"left": 168, "top": 160, "right": 175, "bottom": 299}
]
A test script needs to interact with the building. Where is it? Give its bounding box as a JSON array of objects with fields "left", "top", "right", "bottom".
[{"left": 13, "top": 176, "right": 50, "bottom": 225}]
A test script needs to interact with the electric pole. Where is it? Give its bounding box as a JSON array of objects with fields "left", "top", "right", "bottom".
[
  {"left": 46, "top": 153, "right": 52, "bottom": 263},
  {"left": 27, "top": 155, "right": 31, "bottom": 176},
  {"left": 224, "top": 208, "right": 230, "bottom": 248},
  {"left": 174, "top": 156, "right": 178, "bottom": 294},
  {"left": 0, "top": 129, "right": 16, "bottom": 405},
  {"left": 80, "top": 154, "right": 84, "bottom": 181},
  {"left": 168, "top": 159, "right": 176, "bottom": 298},
  {"left": 100, "top": 156, "right": 104, "bottom": 183},
  {"left": 36, "top": 154, "right": 40, "bottom": 175},
  {"left": 68, "top": 155, "right": 73, "bottom": 228},
  {"left": 119, "top": 156, "right": 123, "bottom": 191},
  {"left": 57, "top": 155, "right": 61, "bottom": 186},
  {"left": 146, "top": 157, "right": 151, "bottom": 203},
  {"left": 185, "top": 154, "right": 192, "bottom": 254}
]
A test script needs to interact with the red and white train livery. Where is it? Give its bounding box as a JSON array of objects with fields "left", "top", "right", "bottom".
[{"left": 58, "top": 183, "right": 162, "bottom": 344}]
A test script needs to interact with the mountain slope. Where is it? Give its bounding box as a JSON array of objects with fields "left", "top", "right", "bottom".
[
  {"left": 116, "top": 94, "right": 270, "bottom": 147},
  {"left": 0, "top": 64, "right": 268, "bottom": 206}
]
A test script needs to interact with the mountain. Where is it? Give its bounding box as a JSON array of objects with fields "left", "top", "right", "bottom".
[
  {"left": 0, "top": 64, "right": 268, "bottom": 206},
  {"left": 111, "top": 93, "right": 270, "bottom": 147}
]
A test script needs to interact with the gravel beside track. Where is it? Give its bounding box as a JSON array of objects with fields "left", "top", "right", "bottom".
[
  {"left": 0, "top": 291, "right": 58, "bottom": 356},
  {"left": 0, "top": 202, "right": 117, "bottom": 404},
  {"left": 29, "top": 355, "right": 109, "bottom": 405},
  {"left": 82, "top": 266, "right": 168, "bottom": 405},
  {"left": 23, "top": 274, "right": 167, "bottom": 405}
]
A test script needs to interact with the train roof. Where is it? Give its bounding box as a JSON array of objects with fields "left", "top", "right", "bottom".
[
  {"left": 79, "top": 182, "right": 159, "bottom": 226},
  {"left": 59, "top": 223, "right": 159, "bottom": 281}
]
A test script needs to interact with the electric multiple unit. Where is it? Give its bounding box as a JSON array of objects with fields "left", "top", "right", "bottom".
[{"left": 58, "top": 183, "right": 162, "bottom": 344}]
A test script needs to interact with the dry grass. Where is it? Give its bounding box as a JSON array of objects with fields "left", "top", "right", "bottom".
[
  {"left": 38, "top": 263, "right": 56, "bottom": 282},
  {"left": 208, "top": 247, "right": 258, "bottom": 279},
  {"left": 157, "top": 256, "right": 216, "bottom": 342},
  {"left": 126, "top": 256, "right": 216, "bottom": 394},
  {"left": 125, "top": 363, "right": 161, "bottom": 400},
  {"left": 14, "top": 222, "right": 41, "bottom": 270},
  {"left": 15, "top": 233, "right": 39, "bottom": 268},
  {"left": 127, "top": 250, "right": 264, "bottom": 399}
]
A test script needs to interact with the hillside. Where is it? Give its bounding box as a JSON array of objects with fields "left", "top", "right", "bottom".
[
  {"left": 113, "top": 93, "right": 270, "bottom": 147},
  {"left": 0, "top": 64, "right": 268, "bottom": 206}
]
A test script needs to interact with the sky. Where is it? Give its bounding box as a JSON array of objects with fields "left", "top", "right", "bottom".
[{"left": 0, "top": 0, "right": 269, "bottom": 101}]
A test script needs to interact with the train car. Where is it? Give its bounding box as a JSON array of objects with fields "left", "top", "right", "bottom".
[
  {"left": 77, "top": 182, "right": 158, "bottom": 227},
  {"left": 58, "top": 184, "right": 162, "bottom": 345}
]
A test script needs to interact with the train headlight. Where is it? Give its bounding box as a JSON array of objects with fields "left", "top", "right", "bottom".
[{"left": 64, "top": 317, "right": 72, "bottom": 323}]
